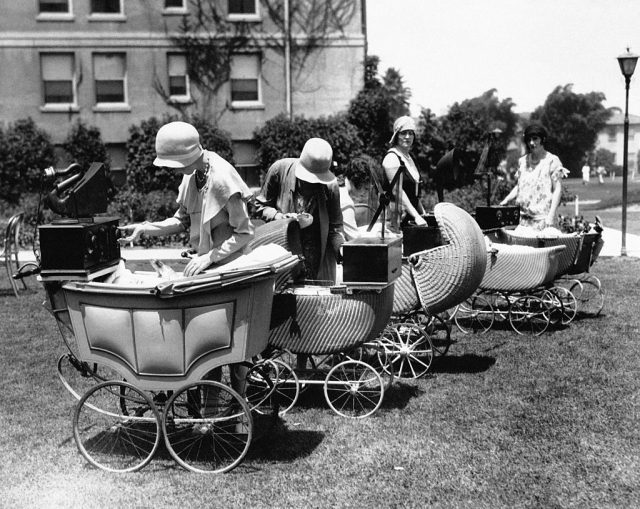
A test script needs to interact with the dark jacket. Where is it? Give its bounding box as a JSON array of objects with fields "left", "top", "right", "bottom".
[{"left": 254, "top": 158, "right": 344, "bottom": 282}]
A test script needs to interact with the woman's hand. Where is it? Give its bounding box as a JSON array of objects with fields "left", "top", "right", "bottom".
[
  {"left": 117, "top": 223, "right": 146, "bottom": 245},
  {"left": 183, "top": 252, "right": 214, "bottom": 277},
  {"left": 297, "top": 212, "right": 313, "bottom": 229},
  {"left": 414, "top": 215, "right": 427, "bottom": 226}
]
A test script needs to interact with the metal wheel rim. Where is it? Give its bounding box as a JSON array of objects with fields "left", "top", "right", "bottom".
[
  {"left": 73, "top": 380, "right": 161, "bottom": 473},
  {"left": 162, "top": 381, "right": 253, "bottom": 474},
  {"left": 324, "top": 360, "right": 384, "bottom": 419}
]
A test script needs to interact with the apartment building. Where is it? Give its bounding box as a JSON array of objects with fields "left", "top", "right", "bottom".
[
  {"left": 596, "top": 110, "right": 640, "bottom": 173},
  {"left": 0, "top": 0, "right": 366, "bottom": 185}
]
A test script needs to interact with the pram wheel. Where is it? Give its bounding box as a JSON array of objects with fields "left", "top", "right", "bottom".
[
  {"left": 377, "top": 323, "right": 433, "bottom": 379},
  {"left": 346, "top": 341, "right": 395, "bottom": 390},
  {"left": 73, "top": 380, "right": 161, "bottom": 473},
  {"left": 324, "top": 360, "right": 384, "bottom": 418},
  {"left": 454, "top": 294, "right": 494, "bottom": 334},
  {"left": 244, "top": 359, "right": 278, "bottom": 414},
  {"left": 410, "top": 310, "right": 453, "bottom": 356},
  {"left": 570, "top": 278, "right": 604, "bottom": 316},
  {"left": 162, "top": 380, "right": 253, "bottom": 473},
  {"left": 509, "top": 295, "right": 550, "bottom": 336},
  {"left": 247, "top": 359, "right": 299, "bottom": 416},
  {"left": 547, "top": 286, "right": 577, "bottom": 325}
]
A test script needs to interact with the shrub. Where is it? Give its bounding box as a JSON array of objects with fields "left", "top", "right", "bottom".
[
  {"left": 254, "top": 113, "right": 364, "bottom": 174},
  {"left": 1, "top": 118, "right": 55, "bottom": 203},
  {"left": 61, "top": 120, "right": 111, "bottom": 173},
  {"left": 125, "top": 114, "right": 234, "bottom": 194},
  {"left": 107, "top": 188, "right": 189, "bottom": 247}
]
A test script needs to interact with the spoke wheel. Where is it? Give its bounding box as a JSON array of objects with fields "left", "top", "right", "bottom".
[
  {"left": 454, "top": 294, "right": 494, "bottom": 334},
  {"left": 509, "top": 295, "right": 550, "bottom": 336},
  {"left": 73, "top": 381, "right": 160, "bottom": 473},
  {"left": 162, "top": 381, "right": 253, "bottom": 474},
  {"left": 410, "top": 311, "right": 453, "bottom": 356},
  {"left": 244, "top": 360, "right": 278, "bottom": 414},
  {"left": 537, "top": 289, "right": 562, "bottom": 325},
  {"left": 250, "top": 359, "right": 299, "bottom": 416},
  {"left": 570, "top": 279, "right": 604, "bottom": 316},
  {"left": 549, "top": 285, "right": 577, "bottom": 324},
  {"left": 324, "top": 360, "right": 384, "bottom": 418},
  {"left": 377, "top": 323, "right": 433, "bottom": 379},
  {"left": 354, "top": 339, "right": 395, "bottom": 390}
]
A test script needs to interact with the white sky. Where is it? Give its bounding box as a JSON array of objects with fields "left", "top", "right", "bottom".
[{"left": 367, "top": 0, "right": 640, "bottom": 116}]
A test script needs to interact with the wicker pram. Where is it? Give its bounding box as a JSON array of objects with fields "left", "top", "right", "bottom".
[
  {"left": 485, "top": 228, "right": 604, "bottom": 317},
  {"left": 248, "top": 217, "right": 397, "bottom": 418},
  {"left": 453, "top": 243, "right": 565, "bottom": 336}
]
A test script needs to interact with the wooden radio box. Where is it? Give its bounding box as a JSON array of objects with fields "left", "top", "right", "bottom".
[
  {"left": 475, "top": 206, "right": 520, "bottom": 230},
  {"left": 342, "top": 236, "right": 402, "bottom": 284},
  {"left": 39, "top": 217, "right": 121, "bottom": 279}
]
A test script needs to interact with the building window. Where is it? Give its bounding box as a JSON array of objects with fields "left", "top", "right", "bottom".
[
  {"left": 608, "top": 128, "right": 617, "bottom": 143},
  {"left": 228, "top": 0, "right": 259, "bottom": 19},
  {"left": 230, "top": 54, "right": 261, "bottom": 104},
  {"left": 168, "top": 53, "right": 190, "bottom": 100},
  {"left": 41, "top": 53, "right": 76, "bottom": 105},
  {"left": 94, "top": 53, "right": 126, "bottom": 104},
  {"left": 90, "top": 0, "right": 122, "bottom": 14},
  {"left": 39, "top": 0, "right": 70, "bottom": 13},
  {"left": 164, "top": 0, "right": 185, "bottom": 8}
]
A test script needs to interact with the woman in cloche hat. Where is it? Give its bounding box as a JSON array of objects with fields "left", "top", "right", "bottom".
[
  {"left": 382, "top": 115, "right": 428, "bottom": 230},
  {"left": 253, "top": 137, "right": 344, "bottom": 283},
  {"left": 118, "top": 121, "right": 254, "bottom": 277}
]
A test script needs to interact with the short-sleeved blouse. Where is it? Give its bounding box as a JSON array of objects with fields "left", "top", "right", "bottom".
[{"left": 516, "top": 151, "right": 563, "bottom": 221}]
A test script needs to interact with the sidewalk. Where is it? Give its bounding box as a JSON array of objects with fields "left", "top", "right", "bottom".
[{"left": 17, "top": 227, "right": 640, "bottom": 263}]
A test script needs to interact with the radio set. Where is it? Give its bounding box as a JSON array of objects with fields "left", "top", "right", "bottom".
[{"left": 38, "top": 162, "right": 121, "bottom": 281}]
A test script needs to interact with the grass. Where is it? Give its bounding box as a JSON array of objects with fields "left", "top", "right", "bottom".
[
  {"left": 557, "top": 178, "right": 640, "bottom": 236},
  {"left": 1, "top": 256, "right": 639, "bottom": 508}
]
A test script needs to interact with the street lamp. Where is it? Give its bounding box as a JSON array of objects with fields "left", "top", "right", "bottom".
[{"left": 617, "top": 47, "right": 638, "bottom": 256}]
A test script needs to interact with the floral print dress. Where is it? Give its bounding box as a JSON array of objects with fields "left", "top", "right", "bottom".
[{"left": 515, "top": 151, "right": 564, "bottom": 230}]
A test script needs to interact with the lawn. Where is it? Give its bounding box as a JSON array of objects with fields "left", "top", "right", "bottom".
[
  {"left": 557, "top": 178, "right": 640, "bottom": 236},
  {"left": 1, "top": 256, "right": 639, "bottom": 508}
]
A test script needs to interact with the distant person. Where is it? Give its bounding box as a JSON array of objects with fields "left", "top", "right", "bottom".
[
  {"left": 582, "top": 162, "right": 591, "bottom": 185},
  {"left": 499, "top": 124, "right": 566, "bottom": 231},
  {"left": 596, "top": 165, "right": 606, "bottom": 184}
]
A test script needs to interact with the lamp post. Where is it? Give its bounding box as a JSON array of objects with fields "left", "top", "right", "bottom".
[{"left": 617, "top": 48, "right": 638, "bottom": 256}]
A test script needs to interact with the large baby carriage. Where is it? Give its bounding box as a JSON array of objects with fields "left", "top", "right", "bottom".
[
  {"left": 248, "top": 219, "right": 397, "bottom": 418},
  {"left": 42, "top": 248, "right": 300, "bottom": 474},
  {"left": 486, "top": 227, "right": 604, "bottom": 320},
  {"left": 452, "top": 242, "right": 566, "bottom": 336},
  {"left": 377, "top": 202, "right": 487, "bottom": 378}
]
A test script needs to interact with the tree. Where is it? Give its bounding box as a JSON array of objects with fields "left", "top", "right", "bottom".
[
  {"left": 346, "top": 55, "right": 411, "bottom": 161},
  {"left": 254, "top": 112, "right": 363, "bottom": 173},
  {"left": 594, "top": 147, "right": 615, "bottom": 174},
  {"left": 1, "top": 118, "right": 55, "bottom": 202},
  {"left": 530, "top": 84, "right": 612, "bottom": 177},
  {"left": 62, "top": 120, "right": 111, "bottom": 173},
  {"left": 414, "top": 89, "right": 519, "bottom": 191}
]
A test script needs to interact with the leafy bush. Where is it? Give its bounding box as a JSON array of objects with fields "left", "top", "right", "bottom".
[
  {"left": 1, "top": 118, "right": 55, "bottom": 203},
  {"left": 253, "top": 113, "right": 363, "bottom": 173},
  {"left": 125, "top": 114, "right": 234, "bottom": 194},
  {"left": 107, "top": 188, "right": 189, "bottom": 247},
  {"left": 61, "top": 120, "right": 111, "bottom": 173}
]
